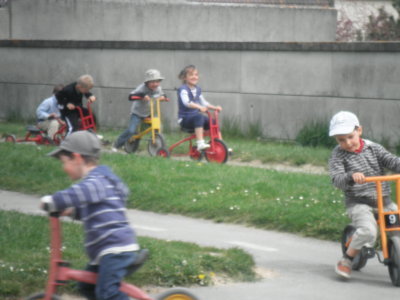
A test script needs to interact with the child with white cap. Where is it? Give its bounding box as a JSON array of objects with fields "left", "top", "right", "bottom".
[
  {"left": 113, "top": 69, "right": 166, "bottom": 151},
  {"left": 329, "top": 111, "right": 400, "bottom": 279}
]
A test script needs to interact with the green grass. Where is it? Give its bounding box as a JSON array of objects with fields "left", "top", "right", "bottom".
[
  {"left": 0, "top": 211, "right": 256, "bottom": 299},
  {"left": 1, "top": 121, "right": 332, "bottom": 167},
  {"left": 0, "top": 142, "right": 347, "bottom": 240}
]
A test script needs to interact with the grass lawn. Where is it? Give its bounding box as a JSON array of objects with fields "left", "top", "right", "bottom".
[{"left": 0, "top": 211, "right": 256, "bottom": 299}]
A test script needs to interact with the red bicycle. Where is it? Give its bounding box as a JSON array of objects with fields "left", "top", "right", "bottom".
[
  {"left": 4, "top": 102, "right": 96, "bottom": 146},
  {"left": 26, "top": 211, "right": 198, "bottom": 300},
  {"left": 157, "top": 110, "right": 230, "bottom": 164}
]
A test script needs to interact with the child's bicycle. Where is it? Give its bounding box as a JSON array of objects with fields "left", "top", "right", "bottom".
[
  {"left": 157, "top": 109, "right": 230, "bottom": 164},
  {"left": 26, "top": 211, "right": 198, "bottom": 300},
  {"left": 124, "top": 96, "right": 167, "bottom": 156},
  {"left": 3, "top": 118, "right": 66, "bottom": 145},
  {"left": 341, "top": 174, "right": 400, "bottom": 286},
  {"left": 3, "top": 102, "right": 96, "bottom": 146}
]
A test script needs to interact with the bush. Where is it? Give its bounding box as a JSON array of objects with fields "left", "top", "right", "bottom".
[
  {"left": 365, "top": 7, "right": 400, "bottom": 41},
  {"left": 295, "top": 121, "right": 336, "bottom": 148}
]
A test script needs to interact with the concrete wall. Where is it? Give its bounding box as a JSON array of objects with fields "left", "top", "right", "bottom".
[
  {"left": 1, "top": 41, "right": 400, "bottom": 144},
  {"left": 0, "top": 5, "right": 9, "bottom": 39},
  {"left": 6, "top": 0, "right": 337, "bottom": 42}
]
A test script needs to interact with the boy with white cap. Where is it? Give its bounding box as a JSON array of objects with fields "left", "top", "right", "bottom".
[
  {"left": 113, "top": 69, "right": 166, "bottom": 151},
  {"left": 329, "top": 111, "right": 400, "bottom": 279}
]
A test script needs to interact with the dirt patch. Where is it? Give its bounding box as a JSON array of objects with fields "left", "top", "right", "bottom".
[{"left": 228, "top": 159, "right": 327, "bottom": 175}]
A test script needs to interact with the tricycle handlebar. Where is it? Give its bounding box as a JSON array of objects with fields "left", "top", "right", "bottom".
[{"left": 365, "top": 174, "right": 400, "bottom": 183}]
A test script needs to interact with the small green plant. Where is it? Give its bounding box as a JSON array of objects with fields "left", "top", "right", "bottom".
[
  {"left": 295, "top": 121, "right": 336, "bottom": 148},
  {"left": 221, "top": 116, "right": 245, "bottom": 138}
]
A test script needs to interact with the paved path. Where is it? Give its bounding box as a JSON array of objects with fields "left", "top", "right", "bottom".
[{"left": 1, "top": 190, "right": 399, "bottom": 300}]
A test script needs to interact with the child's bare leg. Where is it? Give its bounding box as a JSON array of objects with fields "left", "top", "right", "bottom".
[
  {"left": 195, "top": 127, "right": 203, "bottom": 141},
  {"left": 346, "top": 247, "right": 360, "bottom": 259},
  {"left": 195, "top": 127, "right": 209, "bottom": 150}
]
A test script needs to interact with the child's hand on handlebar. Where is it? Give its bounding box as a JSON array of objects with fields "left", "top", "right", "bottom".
[
  {"left": 88, "top": 96, "right": 96, "bottom": 103},
  {"left": 144, "top": 95, "right": 151, "bottom": 101},
  {"left": 352, "top": 172, "right": 366, "bottom": 184},
  {"left": 215, "top": 106, "right": 222, "bottom": 112},
  {"left": 67, "top": 103, "right": 76, "bottom": 110}
]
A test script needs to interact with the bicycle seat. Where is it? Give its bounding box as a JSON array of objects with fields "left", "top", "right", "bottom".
[
  {"left": 143, "top": 118, "right": 152, "bottom": 124},
  {"left": 27, "top": 125, "right": 42, "bottom": 134},
  {"left": 126, "top": 248, "right": 149, "bottom": 277},
  {"left": 181, "top": 127, "right": 194, "bottom": 134}
]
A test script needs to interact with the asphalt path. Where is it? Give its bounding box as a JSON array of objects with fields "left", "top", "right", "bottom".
[{"left": 1, "top": 189, "right": 399, "bottom": 299}]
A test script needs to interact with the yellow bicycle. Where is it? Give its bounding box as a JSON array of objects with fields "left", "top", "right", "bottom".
[{"left": 124, "top": 96, "right": 168, "bottom": 156}]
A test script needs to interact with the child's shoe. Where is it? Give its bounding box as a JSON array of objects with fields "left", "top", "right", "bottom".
[
  {"left": 335, "top": 257, "right": 352, "bottom": 279},
  {"left": 196, "top": 140, "right": 210, "bottom": 151}
]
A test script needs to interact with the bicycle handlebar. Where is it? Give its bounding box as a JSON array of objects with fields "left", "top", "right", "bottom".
[
  {"left": 365, "top": 174, "right": 400, "bottom": 183},
  {"left": 129, "top": 96, "right": 169, "bottom": 102}
]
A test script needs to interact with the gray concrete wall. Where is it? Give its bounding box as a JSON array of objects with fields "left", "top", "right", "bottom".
[
  {"left": 7, "top": 0, "right": 336, "bottom": 42},
  {"left": 0, "top": 5, "right": 9, "bottom": 39},
  {"left": 1, "top": 41, "right": 400, "bottom": 145}
]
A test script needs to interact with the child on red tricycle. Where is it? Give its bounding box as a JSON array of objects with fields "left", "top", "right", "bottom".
[{"left": 159, "top": 65, "right": 229, "bottom": 163}]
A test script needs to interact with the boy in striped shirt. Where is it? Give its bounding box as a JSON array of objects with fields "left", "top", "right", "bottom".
[
  {"left": 41, "top": 131, "right": 139, "bottom": 300},
  {"left": 329, "top": 111, "right": 400, "bottom": 280}
]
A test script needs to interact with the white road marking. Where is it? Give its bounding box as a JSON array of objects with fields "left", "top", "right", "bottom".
[
  {"left": 135, "top": 225, "right": 167, "bottom": 232},
  {"left": 227, "top": 241, "right": 278, "bottom": 252}
]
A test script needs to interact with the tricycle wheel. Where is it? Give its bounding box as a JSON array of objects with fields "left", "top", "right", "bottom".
[
  {"left": 4, "top": 134, "right": 16, "bottom": 143},
  {"left": 156, "top": 147, "right": 170, "bottom": 158},
  {"left": 124, "top": 138, "right": 140, "bottom": 153},
  {"left": 26, "top": 292, "right": 61, "bottom": 300},
  {"left": 341, "top": 225, "right": 368, "bottom": 270},
  {"left": 388, "top": 236, "right": 400, "bottom": 286},
  {"left": 204, "top": 138, "right": 228, "bottom": 164},
  {"left": 52, "top": 133, "right": 65, "bottom": 145},
  {"left": 155, "top": 288, "right": 199, "bottom": 300},
  {"left": 189, "top": 146, "right": 203, "bottom": 161},
  {"left": 148, "top": 133, "right": 166, "bottom": 156}
]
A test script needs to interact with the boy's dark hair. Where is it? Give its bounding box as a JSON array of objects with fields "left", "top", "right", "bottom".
[
  {"left": 56, "top": 149, "right": 99, "bottom": 165},
  {"left": 53, "top": 84, "right": 64, "bottom": 94}
]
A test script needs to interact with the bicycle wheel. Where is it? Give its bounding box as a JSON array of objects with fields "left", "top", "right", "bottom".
[
  {"left": 155, "top": 288, "right": 199, "bottom": 300},
  {"left": 148, "top": 133, "right": 166, "bottom": 156},
  {"left": 204, "top": 138, "right": 228, "bottom": 164},
  {"left": 26, "top": 292, "right": 61, "bottom": 300},
  {"left": 156, "top": 147, "right": 170, "bottom": 158},
  {"left": 388, "top": 236, "right": 400, "bottom": 286},
  {"left": 189, "top": 146, "right": 203, "bottom": 161},
  {"left": 341, "top": 225, "right": 368, "bottom": 270},
  {"left": 4, "top": 134, "right": 16, "bottom": 143},
  {"left": 124, "top": 138, "right": 140, "bottom": 153}
]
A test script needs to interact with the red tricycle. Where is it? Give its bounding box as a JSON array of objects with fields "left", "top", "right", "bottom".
[
  {"left": 157, "top": 110, "right": 230, "bottom": 164},
  {"left": 26, "top": 211, "right": 198, "bottom": 300},
  {"left": 3, "top": 102, "right": 96, "bottom": 146}
]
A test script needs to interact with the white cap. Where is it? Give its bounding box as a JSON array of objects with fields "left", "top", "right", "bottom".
[{"left": 329, "top": 111, "right": 360, "bottom": 137}]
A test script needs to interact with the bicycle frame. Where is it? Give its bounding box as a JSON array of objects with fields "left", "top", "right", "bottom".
[
  {"left": 43, "top": 213, "right": 153, "bottom": 300},
  {"left": 128, "top": 97, "right": 163, "bottom": 145},
  {"left": 166, "top": 110, "right": 229, "bottom": 163},
  {"left": 365, "top": 175, "right": 400, "bottom": 261},
  {"left": 75, "top": 101, "right": 96, "bottom": 132},
  {"left": 168, "top": 110, "right": 221, "bottom": 154}
]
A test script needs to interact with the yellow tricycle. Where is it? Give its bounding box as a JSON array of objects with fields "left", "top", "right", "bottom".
[{"left": 124, "top": 96, "right": 168, "bottom": 156}]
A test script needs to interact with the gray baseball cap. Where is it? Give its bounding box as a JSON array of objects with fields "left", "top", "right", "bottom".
[{"left": 48, "top": 131, "right": 101, "bottom": 158}]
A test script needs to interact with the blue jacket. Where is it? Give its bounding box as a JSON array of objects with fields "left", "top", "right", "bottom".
[
  {"left": 36, "top": 95, "right": 61, "bottom": 121},
  {"left": 51, "top": 165, "right": 138, "bottom": 262}
]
